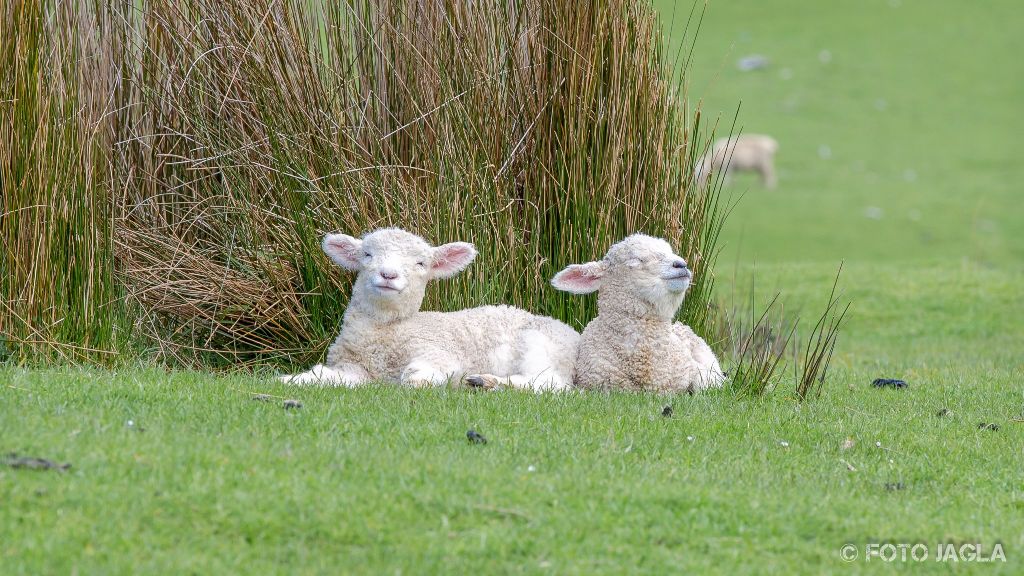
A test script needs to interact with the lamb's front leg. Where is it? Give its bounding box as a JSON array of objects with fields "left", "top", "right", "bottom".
[
  {"left": 464, "top": 372, "right": 572, "bottom": 392},
  {"left": 400, "top": 357, "right": 463, "bottom": 388},
  {"left": 761, "top": 161, "right": 778, "bottom": 189},
  {"left": 672, "top": 322, "right": 726, "bottom": 391},
  {"left": 279, "top": 362, "right": 371, "bottom": 387}
]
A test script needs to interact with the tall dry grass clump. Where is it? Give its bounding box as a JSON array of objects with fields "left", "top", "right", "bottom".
[
  {"left": 2, "top": 0, "right": 723, "bottom": 367},
  {"left": 1, "top": 1, "right": 121, "bottom": 363}
]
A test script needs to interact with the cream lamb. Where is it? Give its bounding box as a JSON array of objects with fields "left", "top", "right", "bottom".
[
  {"left": 281, "top": 228, "right": 579, "bottom": 391},
  {"left": 551, "top": 234, "right": 725, "bottom": 392},
  {"left": 694, "top": 134, "right": 778, "bottom": 189}
]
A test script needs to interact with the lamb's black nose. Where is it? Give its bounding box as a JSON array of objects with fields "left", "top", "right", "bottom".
[{"left": 672, "top": 260, "right": 688, "bottom": 269}]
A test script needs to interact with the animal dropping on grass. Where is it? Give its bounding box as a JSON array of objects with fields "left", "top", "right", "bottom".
[
  {"left": 3, "top": 453, "right": 71, "bottom": 472},
  {"left": 466, "top": 430, "right": 488, "bottom": 445}
]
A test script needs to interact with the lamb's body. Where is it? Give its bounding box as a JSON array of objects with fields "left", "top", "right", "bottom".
[
  {"left": 695, "top": 134, "right": 778, "bottom": 189},
  {"left": 325, "top": 304, "right": 578, "bottom": 389},
  {"left": 283, "top": 228, "right": 578, "bottom": 391},
  {"left": 553, "top": 234, "right": 724, "bottom": 393},
  {"left": 574, "top": 309, "right": 723, "bottom": 393}
]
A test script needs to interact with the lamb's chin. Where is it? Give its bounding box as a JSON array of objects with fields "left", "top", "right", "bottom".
[{"left": 664, "top": 279, "right": 690, "bottom": 294}]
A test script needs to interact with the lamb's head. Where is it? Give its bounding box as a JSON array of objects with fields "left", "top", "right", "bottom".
[
  {"left": 552, "top": 234, "right": 692, "bottom": 320},
  {"left": 322, "top": 227, "right": 477, "bottom": 319}
]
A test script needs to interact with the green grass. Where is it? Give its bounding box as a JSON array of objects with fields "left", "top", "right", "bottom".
[
  {"left": 717, "top": 261, "right": 1024, "bottom": 369},
  {"left": 4, "top": 0, "right": 1024, "bottom": 572},
  {"left": 662, "top": 0, "right": 1024, "bottom": 266},
  {"left": 3, "top": 366, "right": 1021, "bottom": 574}
]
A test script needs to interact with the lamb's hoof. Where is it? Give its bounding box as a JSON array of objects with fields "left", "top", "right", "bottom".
[{"left": 464, "top": 374, "right": 501, "bottom": 390}]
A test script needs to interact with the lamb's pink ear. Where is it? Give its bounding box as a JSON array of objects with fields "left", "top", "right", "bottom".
[
  {"left": 430, "top": 242, "right": 477, "bottom": 278},
  {"left": 551, "top": 261, "right": 606, "bottom": 294},
  {"left": 322, "top": 233, "right": 363, "bottom": 270}
]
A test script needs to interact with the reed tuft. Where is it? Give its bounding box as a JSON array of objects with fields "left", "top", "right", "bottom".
[{"left": 2, "top": 0, "right": 726, "bottom": 368}]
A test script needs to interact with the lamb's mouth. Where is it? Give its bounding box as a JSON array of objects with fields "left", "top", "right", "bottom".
[
  {"left": 663, "top": 273, "right": 692, "bottom": 281},
  {"left": 372, "top": 283, "right": 402, "bottom": 294}
]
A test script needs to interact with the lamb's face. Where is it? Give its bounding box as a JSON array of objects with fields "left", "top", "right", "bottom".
[
  {"left": 605, "top": 235, "right": 692, "bottom": 300},
  {"left": 322, "top": 228, "right": 477, "bottom": 317},
  {"left": 552, "top": 233, "right": 692, "bottom": 320},
  {"left": 354, "top": 229, "right": 434, "bottom": 298}
]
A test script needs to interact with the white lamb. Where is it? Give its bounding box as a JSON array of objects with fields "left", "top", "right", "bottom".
[
  {"left": 551, "top": 234, "right": 725, "bottom": 393},
  {"left": 280, "top": 228, "right": 579, "bottom": 391},
  {"left": 694, "top": 134, "right": 778, "bottom": 189}
]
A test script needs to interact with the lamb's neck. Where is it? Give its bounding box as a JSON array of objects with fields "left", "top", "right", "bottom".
[
  {"left": 344, "top": 282, "right": 422, "bottom": 325},
  {"left": 343, "top": 298, "right": 416, "bottom": 327},
  {"left": 598, "top": 308, "right": 674, "bottom": 331},
  {"left": 596, "top": 287, "right": 678, "bottom": 324}
]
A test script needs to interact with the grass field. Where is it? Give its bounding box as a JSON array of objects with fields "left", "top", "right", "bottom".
[
  {"left": 3, "top": 0, "right": 1023, "bottom": 573},
  {"left": 2, "top": 365, "right": 1021, "bottom": 573}
]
